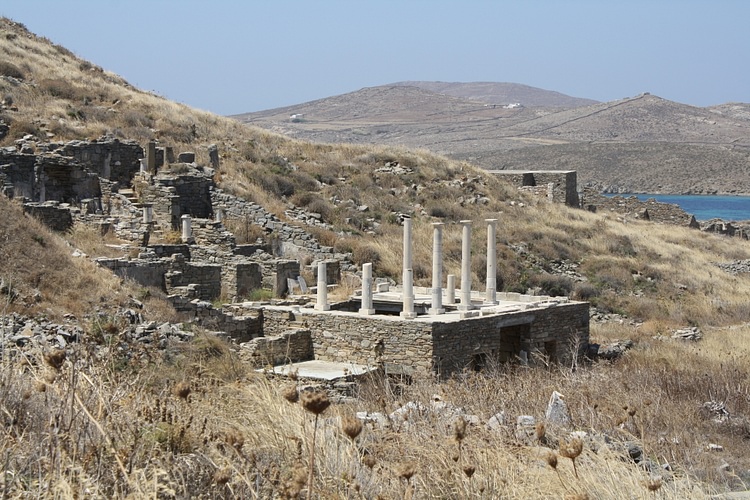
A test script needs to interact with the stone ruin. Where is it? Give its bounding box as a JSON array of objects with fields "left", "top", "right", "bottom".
[
  {"left": 488, "top": 170, "right": 580, "bottom": 207},
  {"left": 1, "top": 136, "right": 590, "bottom": 378}
]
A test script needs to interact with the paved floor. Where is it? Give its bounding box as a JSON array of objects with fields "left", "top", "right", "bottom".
[{"left": 263, "top": 360, "right": 378, "bottom": 380}]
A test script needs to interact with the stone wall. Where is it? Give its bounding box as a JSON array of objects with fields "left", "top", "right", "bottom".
[
  {"left": 169, "top": 296, "right": 262, "bottom": 342},
  {"left": 488, "top": 170, "right": 580, "bottom": 207},
  {"left": 57, "top": 137, "right": 142, "bottom": 185},
  {"left": 96, "top": 257, "right": 169, "bottom": 290},
  {"left": 240, "top": 329, "right": 313, "bottom": 366},
  {"left": 23, "top": 202, "right": 74, "bottom": 232},
  {"left": 165, "top": 258, "right": 222, "bottom": 301},
  {"left": 432, "top": 302, "right": 589, "bottom": 376},
  {"left": 0, "top": 150, "right": 36, "bottom": 198},
  {"left": 225, "top": 262, "right": 263, "bottom": 300},
  {"left": 212, "top": 188, "right": 354, "bottom": 270},
  {"left": 154, "top": 172, "right": 214, "bottom": 219},
  {"left": 260, "top": 307, "right": 434, "bottom": 375},
  {"left": 581, "top": 190, "right": 699, "bottom": 227}
]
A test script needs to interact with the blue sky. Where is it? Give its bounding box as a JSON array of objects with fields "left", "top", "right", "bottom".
[{"left": 2, "top": 1, "right": 749, "bottom": 115}]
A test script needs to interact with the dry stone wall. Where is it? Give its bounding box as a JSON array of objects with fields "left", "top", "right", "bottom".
[
  {"left": 432, "top": 302, "right": 589, "bottom": 376},
  {"left": 489, "top": 170, "right": 580, "bottom": 207}
]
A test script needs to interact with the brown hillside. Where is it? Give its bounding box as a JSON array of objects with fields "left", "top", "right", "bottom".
[
  {"left": 236, "top": 88, "right": 750, "bottom": 194},
  {"left": 391, "top": 80, "right": 600, "bottom": 107}
]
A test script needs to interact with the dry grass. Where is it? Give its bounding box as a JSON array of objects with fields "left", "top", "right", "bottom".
[{"left": 2, "top": 324, "right": 744, "bottom": 498}]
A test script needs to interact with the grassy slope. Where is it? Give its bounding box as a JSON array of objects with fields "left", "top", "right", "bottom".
[{"left": 1, "top": 17, "right": 750, "bottom": 498}]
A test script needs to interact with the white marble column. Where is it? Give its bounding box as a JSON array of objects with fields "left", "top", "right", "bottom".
[
  {"left": 485, "top": 219, "right": 498, "bottom": 305},
  {"left": 401, "top": 216, "right": 416, "bottom": 317},
  {"left": 181, "top": 215, "right": 192, "bottom": 242},
  {"left": 359, "top": 263, "right": 375, "bottom": 315},
  {"left": 429, "top": 222, "right": 445, "bottom": 315},
  {"left": 446, "top": 274, "right": 456, "bottom": 305},
  {"left": 316, "top": 261, "right": 330, "bottom": 311},
  {"left": 400, "top": 268, "right": 417, "bottom": 319},
  {"left": 143, "top": 205, "right": 153, "bottom": 224},
  {"left": 459, "top": 220, "right": 473, "bottom": 311}
]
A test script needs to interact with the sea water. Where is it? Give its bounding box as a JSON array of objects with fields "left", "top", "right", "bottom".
[{"left": 606, "top": 194, "right": 750, "bottom": 222}]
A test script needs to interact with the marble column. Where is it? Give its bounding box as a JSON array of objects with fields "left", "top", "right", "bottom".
[
  {"left": 446, "top": 274, "right": 456, "bottom": 305},
  {"left": 485, "top": 219, "right": 498, "bottom": 305},
  {"left": 429, "top": 222, "right": 445, "bottom": 315},
  {"left": 400, "top": 268, "right": 417, "bottom": 319},
  {"left": 143, "top": 205, "right": 153, "bottom": 224},
  {"left": 401, "top": 216, "right": 416, "bottom": 317},
  {"left": 316, "top": 261, "right": 330, "bottom": 311},
  {"left": 359, "top": 263, "right": 375, "bottom": 315},
  {"left": 459, "top": 220, "right": 473, "bottom": 311},
  {"left": 181, "top": 215, "right": 192, "bottom": 242}
]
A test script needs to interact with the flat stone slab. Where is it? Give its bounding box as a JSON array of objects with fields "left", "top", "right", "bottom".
[{"left": 262, "top": 360, "right": 377, "bottom": 380}]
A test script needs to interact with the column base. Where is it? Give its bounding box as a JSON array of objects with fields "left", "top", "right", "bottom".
[
  {"left": 358, "top": 308, "right": 375, "bottom": 315},
  {"left": 315, "top": 304, "right": 330, "bottom": 311},
  {"left": 400, "top": 311, "right": 418, "bottom": 319},
  {"left": 428, "top": 308, "right": 445, "bottom": 315}
]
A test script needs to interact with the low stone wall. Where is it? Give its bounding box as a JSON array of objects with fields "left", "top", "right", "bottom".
[
  {"left": 229, "top": 262, "right": 263, "bottom": 300},
  {"left": 23, "top": 202, "right": 73, "bottom": 232},
  {"left": 165, "top": 260, "right": 222, "bottom": 301},
  {"left": 168, "top": 296, "right": 262, "bottom": 341},
  {"left": 581, "top": 190, "right": 699, "bottom": 227},
  {"left": 96, "top": 257, "right": 168, "bottom": 290},
  {"left": 212, "top": 188, "right": 355, "bottom": 270},
  {"left": 260, "top": 307, "right": 433, "bottom": 375},
  {"left": 240, "top": 329, "right": 313, "bottom": 366}
]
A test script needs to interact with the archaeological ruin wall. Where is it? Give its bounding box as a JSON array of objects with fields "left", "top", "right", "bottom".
[{"left": 489, "top": 170, "right": 580, "bottom": 207}]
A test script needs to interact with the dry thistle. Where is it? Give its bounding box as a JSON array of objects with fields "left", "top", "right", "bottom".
[
  {"left": 341, "top": 414, "right": 363, "bottom": 441},
  {"left": 545, "top": 450, "right": 558, "bottom": 470},
  {"left": 453, "top": 415, "right": 468, "bottom": 442},
  {"left": 300, "top": 390, "right": 331, "bottom": 415},
  {"left": 213, "top": 468, "right": 231, "bottom": 486},
  {"left": 462, "top": 464, "right": 476, "bottom": 478},
  {"left": 173, "top": 381, "right": 191, "bottom": 400},
  {"left": 44, "top": 349, "right": 66, "bottom": 371},
  {"left": 224, "top": 428, "right": 245, "bottom": 451},
  {"left": 396, "top": 462, "right": 416, "bottom": 481},
  {"left": 644, "top": 476, "right": 663, "bottom": 492},
  {"left": 559, "top": 437, "right": 584, "bottom": 478},
  {"left": 282, "top": 385, "right": 299, "bottom": 404},
  {"left": 362, "top": 453, "right": 377, "bottom": 469},
  {"left": 535, "top": 421, "right": 546, "bottom": 442}
]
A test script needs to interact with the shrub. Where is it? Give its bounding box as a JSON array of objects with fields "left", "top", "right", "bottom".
[
  {"left": 571, "top": 282, "right": 599, "bottom": 301},
  {"left": 0, "top": 61, "right": 24, "bottom": 79},
  {"left": 352, "top": 242, "right": 381, "bottom": 266},
  {"left": 37, "top": 78, "right": 86, "bottom": 101},
  {"left": 529, "top": 272, "right": 574, "bottom": 297}
]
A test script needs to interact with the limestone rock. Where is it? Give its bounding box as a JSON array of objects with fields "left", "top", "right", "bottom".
[{"left": 545, "top": 391, "right": 571, "bottom": 427}]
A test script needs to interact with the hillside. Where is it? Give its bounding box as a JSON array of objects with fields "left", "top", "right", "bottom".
[
  {"left": 235, "top": 88, "right": 750, "bottom": 195},
  {"left": 2, "top": 17, "right": 750, "bottom": 498},
  {"left": 390, "top": 80, "right": 600, "bottom": 108}
]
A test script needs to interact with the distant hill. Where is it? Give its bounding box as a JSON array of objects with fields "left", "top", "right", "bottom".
[
  {"left": 234, "top": 86, "right": 750, "bottom": 194},
  {"left": 390, "top": 81, "right": 600, "bottom": 108}
]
